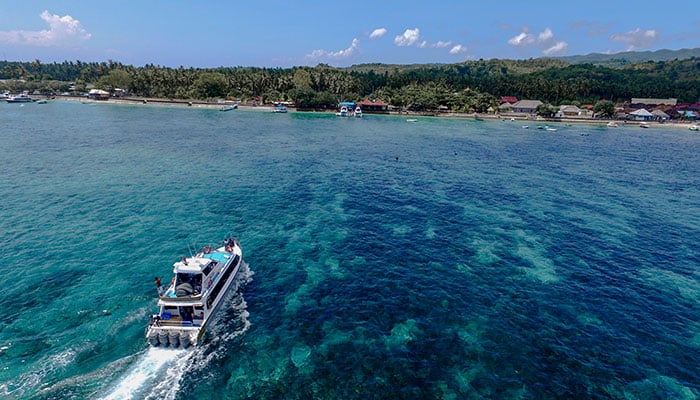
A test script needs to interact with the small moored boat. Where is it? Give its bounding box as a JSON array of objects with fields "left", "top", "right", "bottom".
[
  {"left": 146, "top": 238, "right": 246, "bottom": 347},
  {"left": 689, "top": 124, "right": 699, "bottom": 131},
  {"left": 607, "top": 121, "right": 618, "bottom": 127},
  {"left": 220, "top": 104, "right": 237, "bottom": 111},
  {"left": 354, "top": 106, "right": 362, "bottom": 118},
  {"left": 6, "top": 93, "right": 33, "bottom": 103},
  {"left": 272, "top": 105, "right": 288, "bottom": 113},
  {"left": 336, "top": 106, "right": 349, "bottom": 117}
]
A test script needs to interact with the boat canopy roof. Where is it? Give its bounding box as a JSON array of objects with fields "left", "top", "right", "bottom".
[{"left": 172, "top": 251, "right": 230, "bottom": 273}]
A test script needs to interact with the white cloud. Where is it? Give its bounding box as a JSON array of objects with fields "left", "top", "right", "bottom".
[
  {"left": 610, "top": 28, "right": 658, "bottom": 51},
  {"left": 538, "top": 28, "right": 553, "bottom": 41},
  {"left": 394, "top": 28, "right": 456, "bottom": 53},
  {"left": 394, "top": 28, "right": 420, "bottom": 46},
  {"left": 543, "top": 41, "right": 568, "bottom": 55},
  {"left": 449, "top": 44, "right": 468, "bottom": 55},
  {"left": 507, "top": 32, "right": 535, "bottom": 46},
  {"left": 306, "top": 38, "right": 360, "bottom": 60},
  {"left": 507, "top": 27, "right": 568, "bottom": 56},
  {"left": 369, "top": 28, "right": 387, "bottom": 39},
  {"left": 435, "top": 41, "right": 452, "bottom": 48},
  {"left": 0, "top": 10, "right": 91, "bottom": 46}
]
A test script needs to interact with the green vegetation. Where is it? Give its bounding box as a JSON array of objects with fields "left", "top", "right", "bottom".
[
  {"left": 1, "top": 51, "right": 698, "bottom": 112},
  {"left": 535, "top": 103, "right": 558, "bottom": 118},
  {"left": 556, "top": 47, "right": 700, "bottom": 67},
  {"left": 593, "top": 100, "right": 616, "bottom": 118}
]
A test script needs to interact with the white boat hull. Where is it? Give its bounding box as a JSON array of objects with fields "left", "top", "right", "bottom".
[{"left": 146, "top": 239, "right": 245, "bottom": 347}]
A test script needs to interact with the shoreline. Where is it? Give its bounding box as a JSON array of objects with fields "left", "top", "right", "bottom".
[{"left": 54, "top": 95, "right": 698, "bottom": 131}]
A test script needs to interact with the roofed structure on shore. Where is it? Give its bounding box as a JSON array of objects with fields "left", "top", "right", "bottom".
[
  {"left": 651, "top": 109, "right": 670, "bottom": 120},
  {"left": 631, "top": 98, "right": 677, "bottom": 106},
  {"left": 88, "top": 89, "right": 109, "bottom": 100},
  {"left": 629, "top": 108, "right": 654, "bottom": 120},
  {"left": 357, "top": 99, "right": 389, "bottom": 113},
  {"left": 499, "top": 102, "right": 513, "bottom": 112},
  {"left": 557, "top": 105, "right": 582, "bottom": 117},
  {"left": 511, "top": 100, "right": 543, "bottom": 113},
  {"left": 500, "top": 96, "right": 518, "bottom": 104},
  {"left": 677, "top": 102, "right": 700, "bottom": 111}
]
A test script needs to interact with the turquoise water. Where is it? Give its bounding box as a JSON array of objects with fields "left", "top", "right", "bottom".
[{"left": 0, "top": 101, "right": 698, "bottom": 399}]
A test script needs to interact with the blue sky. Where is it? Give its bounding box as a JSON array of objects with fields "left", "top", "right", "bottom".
[{"left": 1, "top": 1, "right": 699, "bottom": 68}]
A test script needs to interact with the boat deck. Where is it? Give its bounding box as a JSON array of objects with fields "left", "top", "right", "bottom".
[{"left": 151, "top": 314, "right": 203, "bottom": 328}]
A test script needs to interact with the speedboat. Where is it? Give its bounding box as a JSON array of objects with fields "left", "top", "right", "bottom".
[
  {"left": 406, "top": 118, "right": 417, "bottom": 123},
  {"left": 354, "top": 106, "right": 362, "bottom": 118},
  {"left": 6, "top": 93, "right": 33, "bottom": 103},
  {"left": 146, "top": 238, "right": 246, "bottom": 347},
  {"left": 639, "top": 122, "right": 650, "bottom": 128},
  {"left": 689, "top": 125, "right": 699, "bottom": 131},
  {"left": 606, "top": 121, "right": 618, "bottom": 127},
  {"left": 272, "top": 105, "right": 288, "bottom": 113},
  {"left": 336, "top": 106, "right": 349, "bottom": 117},
  {"left": 220, "top": 104, "right": 237, "bottom": 111}
]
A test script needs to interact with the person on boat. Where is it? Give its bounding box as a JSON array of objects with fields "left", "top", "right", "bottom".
[{"left": 154, "top": 277, "right": 163, "bottom": 295}]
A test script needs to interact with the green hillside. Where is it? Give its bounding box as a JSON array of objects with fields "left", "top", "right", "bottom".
[{"left": 556, "top": 47, "right": 700, "bottom": 67}]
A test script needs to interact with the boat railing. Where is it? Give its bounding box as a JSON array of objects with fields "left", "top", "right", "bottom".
[
  {"left": 151, "top": 315, "right": 202, "bottom": 328},
  {"left": 159, "top": 293, "right": 203, "bottom": 302},
  {"left": 154, "top": 320, "right": 201, "bottom": 328}
]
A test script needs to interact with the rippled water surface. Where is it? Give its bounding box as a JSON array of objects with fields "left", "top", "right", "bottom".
[{"left": 0, "top": 101, "right": 698, "bottom": 399}]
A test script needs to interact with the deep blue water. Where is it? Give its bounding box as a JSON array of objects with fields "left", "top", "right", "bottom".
[{"left": 0, "top": 101, "right": 698, "bottom": 399}]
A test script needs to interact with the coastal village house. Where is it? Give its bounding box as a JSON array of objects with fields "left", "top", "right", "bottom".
[
  {"left": 630, "top": 98, "right": 677, "bottom": 107},
  {"left": 556, "top": 105, "right": 582, "bottom": 117},
  {"left": 511, "top": 100, "right": 543, "bottom": 114},
  {"left": 88, "top": 89, "right": 110, "bottom": 100},
  {"left": 651, "top": 109, "right": 670, "bottom": 121},
  {"left": 357, "top": 99, "right": 389, "bottom": 113},
  {"left": 629, "top": 108, "right": 654, "bottom": 120},
  {"left": 499, "top": 102, "right": 514, "bottom": 112}
]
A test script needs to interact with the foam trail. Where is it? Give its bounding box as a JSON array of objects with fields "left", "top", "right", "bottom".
[
  {"left": 101, "top": 348, "right": 190, "bottom": 400},
  {"left": 101, "top": 262, "right": 253, "bottom": 399}
]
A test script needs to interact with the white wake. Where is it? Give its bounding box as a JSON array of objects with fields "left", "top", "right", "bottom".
[{"left": 100, "top": 263, "right": 253, "bottom": 400}]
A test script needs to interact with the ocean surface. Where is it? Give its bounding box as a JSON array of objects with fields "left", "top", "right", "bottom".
[{"left": 0, "top": 101, "right": 698, "bottom": 399}]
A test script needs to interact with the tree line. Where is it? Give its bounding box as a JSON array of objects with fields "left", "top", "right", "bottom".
[{"left": 1, "top": 57, "right": 698, "bottom": 112}]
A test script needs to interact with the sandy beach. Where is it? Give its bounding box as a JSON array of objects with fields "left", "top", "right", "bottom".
[{"left": 54, "top": 95, "right": 698, "bottom": 131}]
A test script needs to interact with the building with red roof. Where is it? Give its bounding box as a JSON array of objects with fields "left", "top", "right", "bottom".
[{"left": 357, "top": 99, "right": 389, "bottom": 113}]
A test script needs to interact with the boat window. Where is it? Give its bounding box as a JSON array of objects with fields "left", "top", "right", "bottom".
[
  {"left": 202, "top": 262, "right": 214, "bottom": 276},
  {"left": 177, "top": 273, "right": 192, "bottom": 284},
  {"left": 180, "top": 306, "right": 194, "bottom": 321},
  {"left": 164, "top": 306, "right": 178, "bottom": 311},
  {"left": 193, "top": 274, "right": 202, "bottom": 294}
]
